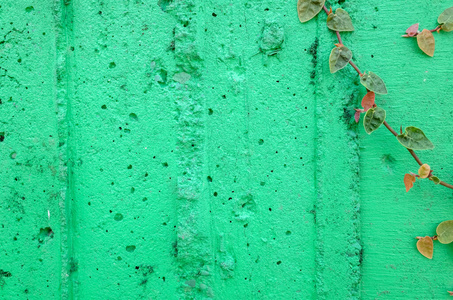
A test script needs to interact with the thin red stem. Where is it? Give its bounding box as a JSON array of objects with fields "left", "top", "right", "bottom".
[
  {"left": 408, "top": 149, "right": 423, "bottom": 166},
  {"left": 430, "top": 25, "right": 441, "bottom": 33},
  {"left": 336, "top": 32, "right": 343, "bottom": 45},
  {"left": 440, "top": 181, "right": 453, "bottom": 189},
  {"left": 348, "top": 61, "right": 362, "bottom": 76},
  {"left": 383, "top": 121, "right": 398, "bottom": 136}
]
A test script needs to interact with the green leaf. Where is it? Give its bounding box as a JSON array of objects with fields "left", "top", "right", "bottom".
[
  {"left": 360, "top": 72, "right": 388, "bottom": 95},
  {"left": 363, "top": 107, "right": 386, "bottom": 134},
  {"left": 417, "top": 29, "right": 435, "bottom": 57},
  {"left": 438, "top": 6, "right": 453, "bottom": 32},
  {"left": 297, "top": 0, "right": 326, "bottom": 23},
  {"left": 329, "top": 46, "right": 352, "bottom": 73},
  {"left": 436, "top": 220, "right": 453, "bottom": 244},
  {"left": 326, "top": 8, "right": 354, "bottom": 32},
  {"left": 396, "top": 126, "right": 434, "bottom": 150},
  {"left": 429, "top": 176, "right": 441, "bottom": 184}
]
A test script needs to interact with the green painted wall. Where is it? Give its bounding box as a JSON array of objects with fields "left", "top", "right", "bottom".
[{"left": 1, "top": 0, "right": 452, "bottom": 299}]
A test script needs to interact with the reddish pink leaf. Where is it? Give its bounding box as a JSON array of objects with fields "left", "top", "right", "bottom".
[
  {"left": 354, "top": 109, "right": 364, "bottom": 123},
  {"left": 406, "top": 23, "right": 419, "bottom": 37},
  {"left": 354, "top": 111, "right": 360, "bottom": 123},
  {"left": 361, "top": 91, "right": 375, "bottom": 111}
]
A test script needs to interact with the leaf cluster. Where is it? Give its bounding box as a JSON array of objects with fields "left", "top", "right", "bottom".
[
  {"left": 404, "top": 7, "right": 453, "bottom": 56},
  {"left": 416, "top": 221, "right": 453, "bottom": 260},
  {"left": 298, "top": 0, "right": 354, "bottom": 33},
  {"left": 404, "top": 164, "right": 440, "bottom": 192}
]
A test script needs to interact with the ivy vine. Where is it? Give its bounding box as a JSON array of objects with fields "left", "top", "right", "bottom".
[{"left": 297, "top": 0, "right": 453, "bottom": 294}]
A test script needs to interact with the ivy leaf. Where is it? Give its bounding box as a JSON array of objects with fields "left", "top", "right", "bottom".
[
  {"left": 354, "top": 109, "right": 363, "bottom": 123},
  {"left": 418, "top": 164, "right": 431, "bottom": 179},
  {"left": 417, "top": 29, "right": 435, "bottom": 57},
  {"left": 363, "top": 107, "right": 386, "bottom": 134},
  {"left": 329, "top": 46, "right": 352, "bottom": 73},
  {"left": 416, "top": 236, "right": 433, "bottom": 259},
  {"left": 361, "top": 91, "right": 375, "bottom": 111},
  {"left": 437, "top": 220, "right": 453, "bottom": 244},
  {"left": 404, "top": 23, "right": 419, "bottom": 37},
  {"left": 297, "top": 0, "right": 327, "bottom": 23},
  {"left": 396, "top": 126, "right": 434, "bottom": 150},
  {"left": 360, "top": 72, "right": 388, "bottom": 95},
  {"left": 404, "top": 173, "right": 416, "bottom": 192},
  {"left": 438, "top": 6, "right": 453, "bottom": 32},
  {"left": 326, "top": 8, "right": 354, "bottom": 32},
  {"left": 429, "top": 176, "right": 441, "bottom": 184}
]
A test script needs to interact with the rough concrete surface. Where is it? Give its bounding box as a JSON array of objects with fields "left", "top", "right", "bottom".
[{"left": 1, "top": 0, "right": 453, "bottom": 299}]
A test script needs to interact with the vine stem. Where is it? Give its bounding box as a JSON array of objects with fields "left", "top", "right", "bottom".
[
  {"left": 429, "top": 25, "right": 441, "bottom": 33},
  {"left": 321, "top": 5, "right": 453, "bottom": 190},
  {"left": 348, "top": 61, "right": 362, "bottom": 76},
  {"left": 406, "top": 25, "right": 442, "bottom": 37}
]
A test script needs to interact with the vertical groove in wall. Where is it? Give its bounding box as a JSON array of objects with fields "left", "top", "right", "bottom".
[
  {"left": 342, "top": 3, "right": 363, "bottom": 295},
  {"left": 313, "top": 4, "right": 362, "bottom": 298},
  {"left": 346, "top": 110, "right": 362, "bottom": 300},
  {"left": 311, "top": 14, "right": 324, "bottom": 298},
  {"left": 170, "top": 0, "right": 213, "bottom": 298},
  {"left": 54, "top": 0, "right": 75, "bottom": 299}
]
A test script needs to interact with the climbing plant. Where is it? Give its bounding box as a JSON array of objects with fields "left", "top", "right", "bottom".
[{"left": 297, "top": 0, "right": 453, "bottom": 293}]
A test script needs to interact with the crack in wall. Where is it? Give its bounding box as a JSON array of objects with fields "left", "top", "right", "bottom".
[{"left": 53, "top": 0, "right": 76, "bottom": 298}]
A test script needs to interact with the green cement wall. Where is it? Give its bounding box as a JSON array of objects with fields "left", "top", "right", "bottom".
[{"left": 1, "top": 0, "right": 453, "bottom": 299}]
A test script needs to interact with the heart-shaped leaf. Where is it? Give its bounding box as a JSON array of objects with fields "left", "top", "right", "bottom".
[
  {"left": 416, "top": 236, "right": 433, "bottom": 259},
  {"left": 396, "top": 126, "right": 434, "bottom": 150},
  {"left": 297, "top": 0, "right": 326, "bottom": 23},
  {"left": 363, "top": 107, "right": 386, "bottom": 134},
  {"left": 404, "top": 23, "right": 419, "bottom": 37},
  {"left": 404, "top": 173, "right": 416, "bottom": 192},
  {"left": 360, "top": 72, "right": 388, "bottom": 95},
  {"left": 329, "top": 46, "right": 352, "bottom": 73},
  {"left": 436, "top": 220, "right": 453, "bottom": 244},
  {"left": 429, "top": 176, "right": 441, "bottom": 184},
  {"left": 438, "top": 6, "right": 453, "bottom": 32},
  {"left": 418, "top": 164, "right": 431, "bottom": 179},
  {"left": 417, "top": 29, "right": 435, "bottom": 57},
  {"left": 361, "top": 91, "right": 375, "bottom": 111},
  {"left": 326, "top": 8, "right": 354, "bottom": 32}
]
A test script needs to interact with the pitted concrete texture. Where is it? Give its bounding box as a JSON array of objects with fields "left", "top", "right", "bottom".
[{"left": 1, "top": 1, "right": 453, "bottom": 299}]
